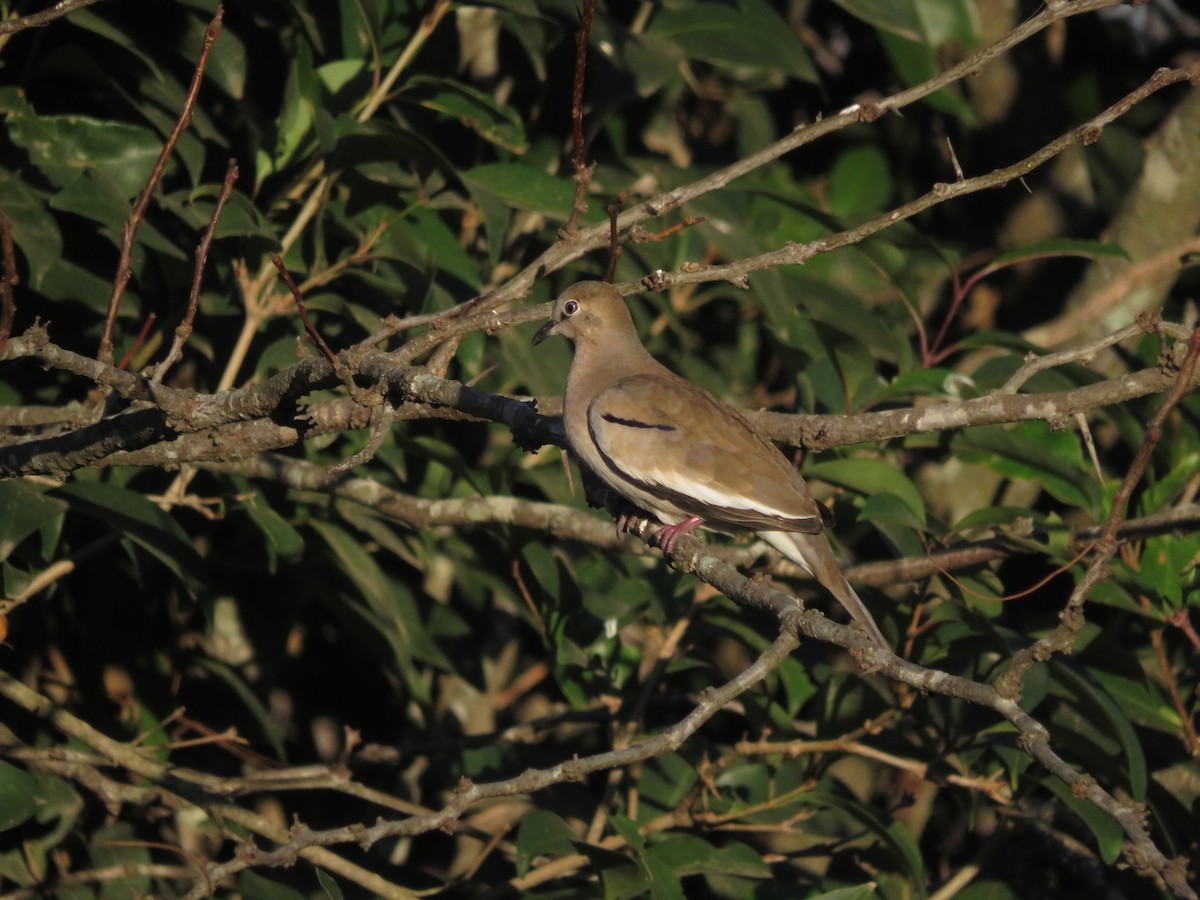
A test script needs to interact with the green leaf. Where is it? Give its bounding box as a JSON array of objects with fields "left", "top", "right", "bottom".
[
  {"left": 878, "top": 30, "right": 976, "bottom": 121},
  {"left": 776, "top": 655, "right": 818, "bottom": 716},
  {"left": 53, "top": 482, "right": 207, "bottom": 595},
  {"left": 797, "top": 789, "right": 924, "bottom": 880},
  {"left": 404, "top": 75, "right": 528, "bottom": 153},
  {"left": 307, "top": 520, "right": 447, "bottom": 700},
  {"left": 0, "top": 481, "right": 67, "bottom": 563},
  {"left": 90, "top": 823, "right": 152, "bottom": 900},
  {"left": 0, "top": 762, "right": 40, "bottom": 831},
  {"left": 461, "top": 163, "right": 575, "bottom": 219},
  {"left": 637, "top": 753, "right": 699, "bottom": 813},
  {"left": 806, "top": 458, "right": 926, "bottom": 528},
  {"left": 1138, "top": 533, "right": 1200, "bottom": 608},
  {"left": 809, "top": 887, "right": 879, "bottom": 900},
  {"left": 239, "top": 493, "right": 305, "bottom": 561},
  {"left": 1043, "top": 777, "right": 1124, "bottom": 864},
  {"left": 831, "top": 0, "right": 921, "bottom": 40},
  {"left": 315, "top": 868, "right": 344, "bottom": 899},
  {"left": 874, "top": 369, "right": 966, "bottom": 406},
  {"left": 1050, "top": 662, "right": 1147, "bottom": 800},
  {"left": 650, "top": 0, "right": 817, "bottom": 81},
  {"left": 608, "top": 816, "right": 686, "bottom": 900},
  {"left": 949, "top": 506, "right": 1047, "bottom": 536},
  {"left": 7, "top": 115, "right": 162, "bottom": 197},
  {"left": 0, "top": 171, "right": 64, "bottom": 290},
  {"left": 953, "top": 423, "right": 1100, "bottom": 512},
  {"left": 515, "top": 810, "right": 577, "bottom": 876},
  {"left": 648, "top": 836, "right": 771, "bottom": 878},
  {"left": 238, "top": 870, "right": 308, "bottom": 900},
  {"left": 859, "top": 492, "right": 924, "bottom": 532},
  {"left": 987, "top": 238, "right": 1129, "bottom": 270},
  {"left": 829, "top": 145, "right": 894, "bottom": 218},
  {"left": 914, "top": 0, "right": 981, "bottom": 46}
]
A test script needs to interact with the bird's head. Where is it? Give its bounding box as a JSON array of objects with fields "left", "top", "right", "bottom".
[{"left": 532, "top": 281, "right": 633, "bottom": 347}]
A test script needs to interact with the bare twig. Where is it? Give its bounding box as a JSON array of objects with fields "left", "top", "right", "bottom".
[
  {"left": 1001, "top": 312, "right": 1164, "bottom": 394},
  {"left": 0, "top": 533, "right": 121, "bottom": 618},
  {"left": 115, "top": 313, "right": 157, "bottom": 371},
  {"left": 0, "top": 0, "right": 105, "bottom": 36},
  {"left": 998, "top": 327, "right": 1200, "bottom": 698},
  {"left": 624, "top": 63, "right": 1200, "bottom": 294},
  {"left": 563, "top": 0, "right": 597, "bottom": 235},
  {"left": 1142, "top": 597, "right": 1200, "bottom": 758},
  {"left": 433, "top": 0, "right": 1131, "bottom": 324},
  {"left": 1026, "top": 234, "right": 1200, "bottom": 348},
  {"left": 0, "top": 212, "right": 17, "bottom": 350},
  {"left": 326, "top": 402, "right": 396, "bottom": 474},
  {"left": 215, "top": 0, "right": 453, "bottom": 392},
  {"left": 97, "top": 5, "right": 224, "bottom": 365},
  {"left": 3, "top": 316, "right": 1198, "bottom": 478},
  {"left": 179, "top": 629, "right": 801, "bottom": 898},
  {"left": 0, "top": 674, "right": 419, "bottom": 899},
  {"left": 604, "top": 193, "right": 626, "bottom": 282},
  {"left": 270, "top": 254, "right": 341, "bottom": 373},
  {"left": 154, "top": 159, "right": 239, "bottom": 384}
]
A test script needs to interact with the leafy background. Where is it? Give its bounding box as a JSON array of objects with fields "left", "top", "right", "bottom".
[{"left": 0, "top": 0, "right": 1198, "bottom": 898}]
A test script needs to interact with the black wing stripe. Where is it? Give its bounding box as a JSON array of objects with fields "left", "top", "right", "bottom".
[{"left": 601, "top": 413, "right": 676, "bottom": 432}]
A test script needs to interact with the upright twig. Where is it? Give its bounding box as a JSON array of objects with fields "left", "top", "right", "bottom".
[
  {"left": 0, "top": 212, "right": 17, "bottom": 351},
  {"left": 116, "top": 313, "right": 157, "bottom": 371},
  {"left": 97, "top": 5, "right": 224, "bottom": 365},
  {"left": 563, "top": 0, "right": 597, "bottom": 235},
  {"left": 153, "top": 159, "right": 239, "bottom": 384},
  {"left": 604, "top": 193, "right": 626, "bottom": 282}
]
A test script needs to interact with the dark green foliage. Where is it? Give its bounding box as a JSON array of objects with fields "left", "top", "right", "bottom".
[{"left": 0, "top": 1, "right": 1197, "bottom": 898}]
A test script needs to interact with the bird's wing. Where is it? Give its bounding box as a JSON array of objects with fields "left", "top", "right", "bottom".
[{"left": 587, "top": 373, "right": 824, "bottom": 533}]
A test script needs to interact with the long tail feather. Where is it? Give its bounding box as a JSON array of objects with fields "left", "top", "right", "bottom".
[{"left": 759, "top": 531, "right": 888, "bottom": 648}]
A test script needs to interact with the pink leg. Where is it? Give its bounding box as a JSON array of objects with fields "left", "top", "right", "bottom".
[{"left": 656, "top": 516, "right": 703, "bottom": 554}]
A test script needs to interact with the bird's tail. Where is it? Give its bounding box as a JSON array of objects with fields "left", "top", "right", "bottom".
[{"left": 759, "top": 530, "right": 888, "bottom": 648}]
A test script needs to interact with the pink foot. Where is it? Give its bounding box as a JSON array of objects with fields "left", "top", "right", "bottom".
[{"left": 656, "top": 516, "right": 703, "bottom": 554}]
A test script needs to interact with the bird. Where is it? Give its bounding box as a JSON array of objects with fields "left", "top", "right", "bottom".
[{"left": 532, "top": 280, "right": 888, "bottom": 648}]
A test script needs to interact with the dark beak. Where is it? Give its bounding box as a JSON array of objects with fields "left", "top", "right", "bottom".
[{"left": 531, "top": 319, "right": 557, "bottom": 346}]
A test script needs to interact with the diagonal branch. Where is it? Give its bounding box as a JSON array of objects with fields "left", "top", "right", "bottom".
[{"left": 0, "top": 0, "right": 106, "bottom": 36}]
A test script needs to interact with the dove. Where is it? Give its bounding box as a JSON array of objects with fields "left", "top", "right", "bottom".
[{"left": 533, "top": 281, "right": 888, "bottom": 647}]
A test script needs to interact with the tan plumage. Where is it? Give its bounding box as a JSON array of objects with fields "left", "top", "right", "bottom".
[{"left": 533, "top": 281, "right": 888, "bottom": 647}]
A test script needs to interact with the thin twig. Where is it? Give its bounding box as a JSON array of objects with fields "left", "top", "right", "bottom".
[
  {"left": 154, "top": 159, "right": 239, "bottom": 384},
  {"left": 563, "top": 0, "right": 597, "bottom": 235},
  {"left": 426, "top": 0, "right": 1131, "bottom": 325},
  {"left": 180, "top": 629, "right": 801, "bottom": 897},
  {"left": 626, "top": 63, "right": 1200, "bottom": 295},
  {"left": 1142, "top": 597, "right": 1200, "bottom": 758},
  {"left": 97, "top": 5, "right": 224, "bottom": 365},
  {"left": 0, "top": 0, "right": 105, "bottom": 36},
  {"left": 0, "top": 212, "right": 17, "bottom": 350},
  {"left": 326, "top": 402, "right": 396, "bottom": 474},
  {"left": 998, "top": 327, "right": 1200, "bottom": 698},
  {"left": 115, "top": 313, "right": 157, "bottom": 371},
  {"left": 604, "top": 193, "right": 625, "bottom": 282},
  {"left": 270, "top": 254, "right": 340, "bottom": 372},
  {"left": 1001, "top": 312, "right": 1164, "bottom": 394}
]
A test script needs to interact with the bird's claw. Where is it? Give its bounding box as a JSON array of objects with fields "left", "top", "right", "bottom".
[
  {"left": 655, "top": 516, "right": 703, "bottom": 555},
  {"left": 615, "top": 511, "right": 643, "bottom": 536}
]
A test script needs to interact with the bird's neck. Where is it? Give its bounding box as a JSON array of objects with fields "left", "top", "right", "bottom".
[{"left": 572, "top": 328, "right": 660, "bottom": 379}]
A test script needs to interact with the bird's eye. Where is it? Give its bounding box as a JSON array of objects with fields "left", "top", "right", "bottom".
[{"left": 563, "top": 299, "right": 579, "bottom": 316}]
